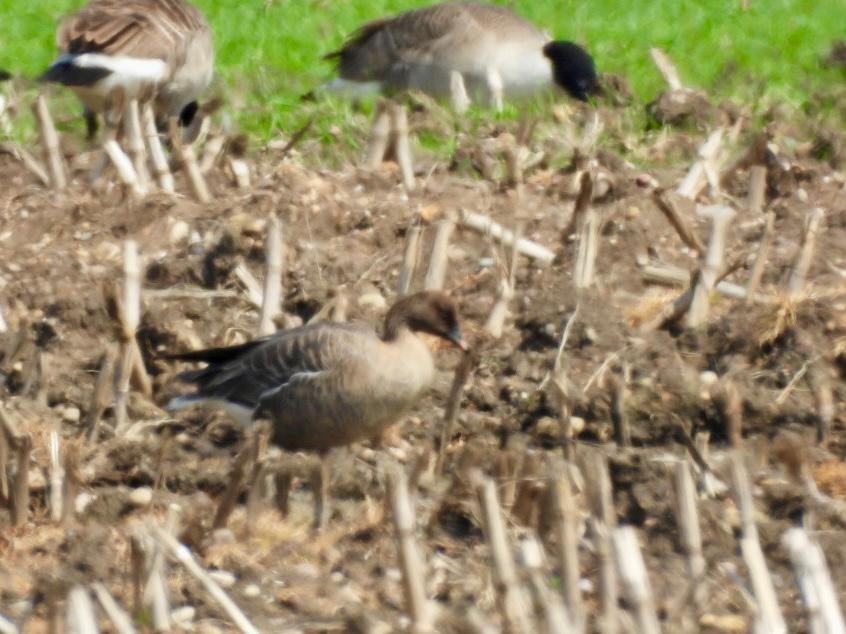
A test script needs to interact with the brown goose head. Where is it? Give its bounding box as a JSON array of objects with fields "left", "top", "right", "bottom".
[{"left": 384, "top": 292, "right": 469, "bottom": 351}]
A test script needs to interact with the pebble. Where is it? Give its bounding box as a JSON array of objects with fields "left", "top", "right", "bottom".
[
  {"left": 208, "top": 570, "right": 236, "bottom": 588},
  {"left": 169, "top": 220, "right": 190, "bottom": 244},
  {"left": 243, "top": 584, "right": 261, "bottom": 598},
  {"left": 128, "top": 487, "right": 153, "bottom": 507},
  {"left": 62, "top": 406, "right": 81, "bottom": 423},
  {"left": 170, "top": 606, "right": 196, "bottom": 626},
  {"left": 210, "top": 528, "right": 236, "bottom": 545},
  {"left": 699, "top": 370, "right": 719, "bottom": 387},
  {"left": 75, "top": 492, "right": 94, "bottom": 514}
]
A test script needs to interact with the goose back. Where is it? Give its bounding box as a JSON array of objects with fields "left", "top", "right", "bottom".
[{"left": 327, "top": 2, "right": 550, "bottom": 98}]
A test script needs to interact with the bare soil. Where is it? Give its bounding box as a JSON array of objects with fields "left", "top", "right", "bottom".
[{"left": 2, "top": 102, "right": 846, "bottom": 632}]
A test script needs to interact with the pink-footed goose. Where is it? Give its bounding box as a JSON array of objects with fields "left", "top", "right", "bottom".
[
  {"left": 324, "top": 1, "right": 598, "bottom": 112},
  {"left": 167, "top": 291, "right": 469, "bottom": 528},
  {"left": 40, "top": 0, "right": 213, "bottom": 138}
]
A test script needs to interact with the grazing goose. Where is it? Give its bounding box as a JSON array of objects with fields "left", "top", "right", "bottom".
[
  {"left": 324, "top": 1, "right": 598, "bottom": 111},
  {"left": 40, "top": 0, "right": 213, "bottom": 137},
  {"left": 166, "top": 291, "right": 469, "bottom": 528}
]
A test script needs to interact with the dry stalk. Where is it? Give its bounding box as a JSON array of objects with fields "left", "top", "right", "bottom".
[
  {"left": 486, "top": 220, "right": 523, "bottom": 338},
  {"left": 423, "top": 218, "right": 454, "bottom": 291},
  {"left": 0, "top": 141, "right": 50, "bottom": 186},
  {"left": 652, "top": 189, "right": 705, "bottom": 254},
  {"left": 103, "top": 136, "right": 145, "bottom": 199},
  {"left": 612, "top": 527, "right": 661, "bottom": 634},
  {"left": 731, "top": 453, "right": 787, "bottom": 634},
  {"left": 48, "top": 430, "right": 64, "bottom": 522},
  {"left": 151, "top": 525, "right": 260, "bottom": 634},
  {"left": 364, "top": 100, "right": 391, "bottom": 168},
  {"left": 169, "top": 118, "right": 210, "bottom": 203},
  {"left": 259, "top": 215, "right": 284, "bottom": 336},
  {"left": 806, "top": 360, "right": 834, "bottom": 445},
  {"left": 398, "top": 223, "right": 423, "bottom": 295},
  {"left": 388, "top": 467, "right": 433, "bottom": 632},
  {"left": 673, "top": 461, "right": 706, "bottom": 607},
  {"left": 518, "top": 536, "right": 574, "bottom": 634},
  {"left": 745, "top": 211, "right": 775, "bottom": 301},
  {"left": 606, "top": 365, "right": 629, "bottom": 446},
  {"left": 123, "top": 99, "right": 149, "bottom": 189},
  {"left": 65, "top": 586, "right": 99, "bottom": 634},
  {"left": 12, "top": 434, "right": 31, "bottom": 527},
  {"left": 389, "top": 102, "right": 416, "bottom": 192},
  {"left": 641, "top": 263, "right": 750, "bottom": 300},
  {"left": 747, "top": 165, "right": 767, "bottom": 214},
  {"left": 782, "top": 528, "right": 846, "bottom": 634},
  {"left": 91, "top": 583, "right": 136, "bottom": 634},
  {"left": 435, "top": 351, "right": 475, "bottom": 475},
  {"left": 687, "top": 205, "right": 736, "bottom": 328},
  {"left": 583, "top": 451, "right": 618, "bottom": 633},
  {"left": 787, "top": 207, "right": 824, "bottom": 297},
  {"left": 85, "top": 345, "right": 118, "bottom": 442},
  {"left": 458, "top": 209, "right": 554, "bottom": 265},
  {"left": 115, "top": 242, "right": 147, "bottom": 434},
  {"left": 0, "top": 613, "right": 18, "bottom": 634},
  {"left": 472, "top": 472, "right": 535, "bottom": 633},
  {"left": 33, "top": 94, "right": 66, "bottom": 190},
  {"left": 649, "top": 48, "right": 684, "bottom": 91},
  {"left": 200, "top": 135, "right": 226, "bottom": 173},
  {"left": 677, "top": 129, "right": 724, "bottom": 201},
  {"left": 228, "top": 158, "right": 251, "bottom": 189},
  {"left": 140, "top": 104, "right": 174, "bottom": 193},
  {"left": 552, "top": 464, "right": 584, "bottom": 627},
  {"left": 573, "top": 178, "right": 600, "bottom": 289}
]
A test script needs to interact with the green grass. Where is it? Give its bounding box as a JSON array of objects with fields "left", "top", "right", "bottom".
[{"left": 1, "top": 0, "right": 844, "bottom": 144}]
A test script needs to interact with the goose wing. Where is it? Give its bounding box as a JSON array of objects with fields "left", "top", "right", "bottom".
[
  {"left": 57, "top": 0, "right": 207, "bottom": 62},
  {"left": 171, "top": 322, "right": 376, "bottom": 411}
]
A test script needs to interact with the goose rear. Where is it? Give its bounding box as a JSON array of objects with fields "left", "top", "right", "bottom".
[{"left": 40, "top": 0, "right": 213, "bottom": 133}]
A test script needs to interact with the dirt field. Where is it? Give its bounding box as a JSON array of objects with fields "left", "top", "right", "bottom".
[{"left": 2, "top": 95, "right": 846, "bottom": 632}]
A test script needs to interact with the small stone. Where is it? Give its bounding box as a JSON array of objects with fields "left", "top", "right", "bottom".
[
  {"left": 208, "top": 570, "right": 236, "bottom": 588},
  {"left": 170, "top": 606, "right": 196, "bottom": 626},
  {"left": 584, "top": 327, "right": 598, "bottom": 343},
  {"left": 699, "top": 371, "right": 719, "bottom": 387},
  {"left": 535, "top": 416, "right": 559, "bottom": 439},
  {"left": 358, "top": 291, "right": 386, "bottom": 310},
  {"left": 75, "top": 492, "right": 94, "bottom": 514},
  {"left": 796, "top": 188, "right": 808, "bottom": 203},
  {"left": 169, "top": 220, "right": 190, "bottom": 244},
  {"left": 62, "top": 406, "right": 81, "bottom": 423},
  {"left": 625, "top": 205, "right": 641, "bottom": 219},
  {"left": 243, "top": 584, "right": 261, "bottom": 598},
  {"left": 569, "top": 416, "right": 586, "bottom": 434},
  {"left": 128, "top": 487, "right": 153, "bottom": 507},
  {"left": 210, "top": 528, "right": 236, "bottom": 545}
]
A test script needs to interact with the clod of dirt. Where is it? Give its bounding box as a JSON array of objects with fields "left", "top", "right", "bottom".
[{"left": 647, "top": 88, "right": 726, "bottom": 129}]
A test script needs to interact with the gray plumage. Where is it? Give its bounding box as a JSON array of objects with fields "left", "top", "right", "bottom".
[{"left": 325, "top": 2, "right": 597, "bottom": 107}]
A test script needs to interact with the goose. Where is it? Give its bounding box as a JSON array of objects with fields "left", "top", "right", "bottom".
[
  {"left": 324, "top": 1, "right": 598, "bottom": 112},
  {"left": 166, "top": 291, "right": 469, "bottom": 528},
  {"left": 40, "top": 0, "right": 214, "bottom": 138}
]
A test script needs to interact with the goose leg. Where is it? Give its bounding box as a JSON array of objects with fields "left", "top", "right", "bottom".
[
  {"left": 485, "top": 67, "right": 504, "bottom": 112},
  {"left": 449, "top": 71, "right": 470, "bottom": 113},
  {"left": 311, "top": 450, "right": 332, "bottom": 531}
]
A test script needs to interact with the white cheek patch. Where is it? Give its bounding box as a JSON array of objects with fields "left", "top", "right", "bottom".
[{"left": 47, "top": 53, "right": 169, "bottom": 99}]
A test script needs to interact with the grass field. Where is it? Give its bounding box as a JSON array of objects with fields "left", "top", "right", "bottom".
[{"left": 1, "top": 0, "right": 844, "bottom": 141}]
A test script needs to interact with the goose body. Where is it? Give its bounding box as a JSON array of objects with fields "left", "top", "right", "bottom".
[
  {"left": 325, "top": 2, "right": 597, "bottom": 110},
  {"left": 41, "top": 0, "right": 213, "bottom": 129},
  {"left": 167, "top": 292, "right": 467, "bottom": 453}
]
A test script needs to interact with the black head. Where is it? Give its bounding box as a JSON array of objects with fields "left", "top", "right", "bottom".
[
  {"left": 385, "top": 291, "right": 469, "bottom": 351},
  {"left": 543, "top": 41, "right": 598, "bottom": 102},
  {"left": 179, "top": 101, "right": 200, "bottom": 127}
]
